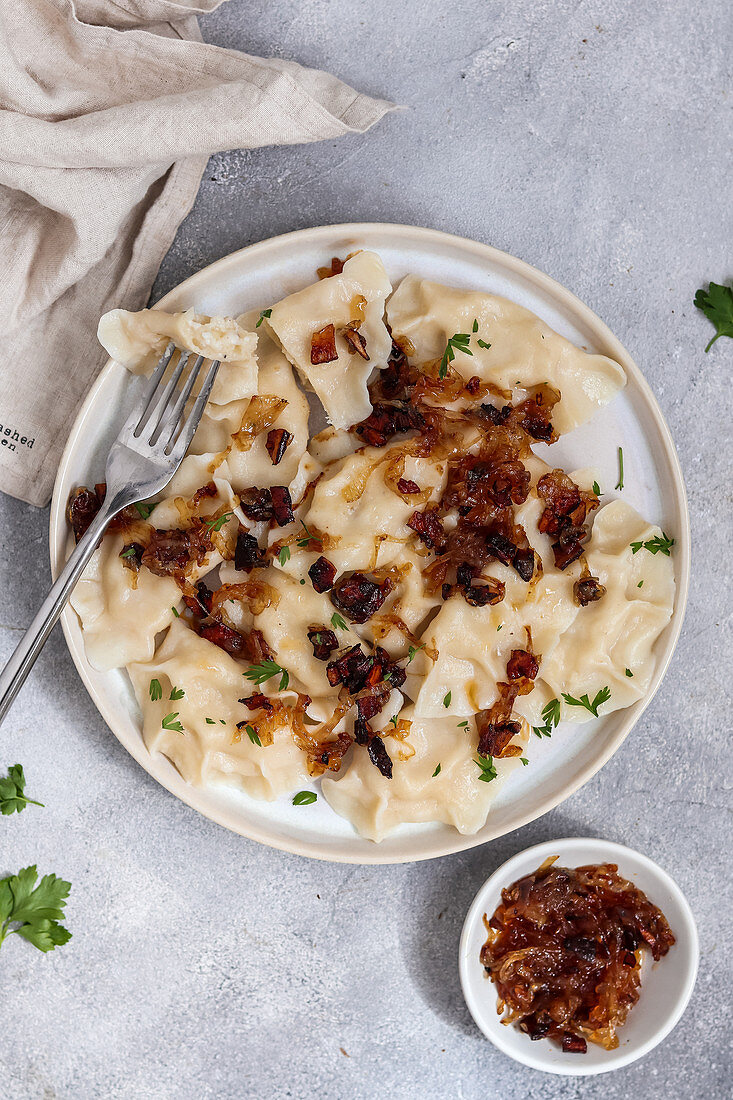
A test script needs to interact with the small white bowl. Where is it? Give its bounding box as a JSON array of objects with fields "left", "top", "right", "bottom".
[{"left": 459, "top": 837, "right": 698, "bottom": 1076}]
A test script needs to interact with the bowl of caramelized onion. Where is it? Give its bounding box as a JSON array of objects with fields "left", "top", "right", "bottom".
[{"left": 459, "top": 837, "right": 698, "bottom": 1075}]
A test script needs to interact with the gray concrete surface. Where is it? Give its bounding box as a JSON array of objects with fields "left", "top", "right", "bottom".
[{"left": 2, "top": 1, "right": 732, "bottom": 1097}]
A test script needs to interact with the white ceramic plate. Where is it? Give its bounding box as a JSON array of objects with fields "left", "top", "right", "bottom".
[
  {"left": 49, "top": 223, "right": 690, "bottom": 864},
  {"left": 459, "top": 837, "right": 698, "bottom": 1075}
]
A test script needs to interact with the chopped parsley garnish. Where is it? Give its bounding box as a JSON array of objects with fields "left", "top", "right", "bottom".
[
  {"left": 388, "top": 716, "right": 399, "bottom": 728},
  {"left": 149, "top": 678, "right": 162, "bottom": 702},
  {"left": 245, "top": 725, "right": 261, "bottom": 746},
  {"left": 630, "top": 534, "right": 675, "bottom": 556},
  {"left": 438, "top": 332, "right": 473, "bottom": 380},
  {"left": 520, "top": 757, "right": 529, "bottom": 766},
  {"left": 171, "top": 606, "right": 180, "bottom": 617},
  {"left": 496, "top": 624, "right": 503, "bottom": 632},
  {"left": 219, "top": 719, "right": 226, "bottom": 725},
  {"left": 278, "top": 545, "right": 291, "bottom": 566},
  {"left": 592, "top": 480, "right": 601, "bottom": 496},
  {"left": 296, "top": 522, "right": 318, "bottom": 548},
  {"left": 244, "top": 659, "right": 289, "bottom": 691},
  {"left": 693, "top": 281, "right": 733, "bottom": 351},
  {"left": 331, "top": 612, "right": 347, "bottom": 631},
  {"left": 472, "top": 318, "right": 479, "bottom": 333},
  {"left": 0, "top": 765, "right": 44, "bottom": 815},
  {"left": 205, "top": 718, "right": 215, "bottom": 724},
  {"left": 205, "top": 512, "right": 233, "bottom": 532},
  {"left": 120, "top": 546, "right": 137, "bottom": 559},
  {"left": 169, "top": 686, "right": 185, "bottom": 701},
  {"left": 0, "top": 866, "right": 71, "bottom": 954},
  {"left": 407, "top": 642, "right": 426, "bottom": 663},
  {"left": 256, "top": 308, "right": 272, "bottom": 328},
  {"left": 532, "top": 697, "right": 561, "bottom": 739},
  {"left": 432, "top": 764, "right": 442, "bottom": 777},
  {"left": 292, "top": 791, "right": 317, "bottom": 806},
  {"left": 474, "top": 756, "right": 498, "bottom": 783},
  {"left": 625, "top": 668, "right": 633, "bottom": 678},
  {"left": 161, "top": 712, "right": 184, "bottom": 733},
  {"left": 442, "top": 691, "right": 451, "bottom": 708},
  {"left": 457, "top": 720, "right": 469, "bottom": 729},
  {"left": 299, "top": 579, "right": 306, "bottom": 585},
  {"left": 615, "top": 446, "right": 624, "bottom": 491},
  {"left": 562, "top": 686, "right": 611, "bottom": 717},
  {"left": 477, "top": 339, "right": 491, "bottom": 350},
  {"left": 134, "top": 501, "right": 155, "bottom": 520},
  {"left": 637, "top": 580, "right": 644, "bottom": 588}
]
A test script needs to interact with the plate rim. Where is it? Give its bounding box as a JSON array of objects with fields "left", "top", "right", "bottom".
[{"left": 49, "top": 221, "right": 691, "bottom": 864}]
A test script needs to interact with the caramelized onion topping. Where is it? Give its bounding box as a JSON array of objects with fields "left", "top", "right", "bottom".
[
  {"left": 481, "top": 860, "right": 675, "bottom": 1052},
  {"left": 308, "top": 555, "right": 337, "bottom": 593},
  {"left": 234, "top": 527, "right": 266, "bottom": 572},
  {"left": 310, "top": 323, "right": 338, "bottom": 365},
  {"left": 67, "top": 485, "right": 104, "bottom": 542},
  {"left": 340, "top": 322, "right": 369, "bottom": 360},
  {"left": 265, "top": 427, "right": 293, "bottom": 466},
  {"left": 329, "top": 572, "right": 395, "bottom": 624}
]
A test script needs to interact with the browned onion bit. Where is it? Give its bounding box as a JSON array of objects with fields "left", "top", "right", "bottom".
[
  {"left": 326, "top": 644, "right": 374, "bottom": 693},
  {"left": 234, "top": 527, "right": 267, "bottom": 571},
  {"left": 67, "top": 485, "right": 105, "bottom": 542},
  {"left": 352, "top": 402, "right": 422, "bottom": 447},
  {"left": 476, "top": 717, "right": 522, "bottom": 758},
  {"left": 307, "top": 628, "right": 339, "bottom": 660},
  {"left": 239, "top": 487, "right": 274, "bottom": 521},
  {"left": 512, "top": 548, "right": 536, "bottom": 581},
  {"left": 466, "top": 375, "right": 481, "bottom": 396},
  {"left": 574, "top": 576, "right": 607, "bottom": 606},
  {"left": 329, "top": 572, "right": 394, "bottom": 624},
  {"left": 183, "top": 580, "right": 213, "bottom": 616},
  {"left": 397, "top": 477, "right": 420, "bottom": 494},
  {"left": 119, "top": 542, "right": 144, "bottom": 572},
  {"left": 310, "top": 323, "right": 338, "bottom": 365},
  {"left": 141, "top": 523, "right": 212, "bottom": 579},
  {"left": 316, "top": 257, "right": 344, "bottom": 280},
  {"left": 239, "top": 692, "right": 274, "bottom": 713},
  {"left": 340, "top": 323, "right": 369, "bottom": 360},
  {"left": 481, "top": 861, "right": 675, "bottom": 1053},
  {"left": 407, "top": 506, "right": 446, "bottom": 551},
  {"left": 506, "top": 649, "right": 539, "bottom": 681},
  {"left": 308, "top": 555, "right": 337, "bottom": 593},
  {"left": 270, "top": 485, "right": 294, "bottom": 527},
  {"left": 198, "top": 620, "right": 254, "bottom": 659},
  {"left": 367, "top": 735, "right": 393, "bottom": 778},
  {"left": 265, "top": 428, "right": 293, "bottom": 466}
]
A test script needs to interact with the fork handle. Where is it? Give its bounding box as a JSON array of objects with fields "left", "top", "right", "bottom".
[{"left": 0, "top": 499, "right": 120, "bottom": 727}]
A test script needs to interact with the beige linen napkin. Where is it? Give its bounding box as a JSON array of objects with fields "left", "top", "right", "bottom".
[{"left": 0, "top": 0, "right": 394, "bottom": 506}]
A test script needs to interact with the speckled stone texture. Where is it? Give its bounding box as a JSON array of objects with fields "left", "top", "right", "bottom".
[{"left": 1, "top": 1, "right": 731, "bottom": 1097}]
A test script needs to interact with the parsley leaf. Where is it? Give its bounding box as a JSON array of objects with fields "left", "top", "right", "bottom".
[
  {"left": 693, "top": 281, "right": 733, "bottom": 352},
  {"left": 293, "top": 791, "right": 317, "bottom": 806},
  {"left": 256, "top": 308, "right": 272, "bottom": 328},
  {"left": 442, "top": 691, "right": 451, "bottom": 708},
  {"left": 120, "top": 546, "right": 137, "bottom": 559},
  {"left": 388, "top": 716, "right": 399, "bottom": 729},
  {"left": 134, "top": 501, "right": 155, "bottom": 520},
  {"left": 296, "top": 522, "right": 318, "bottom": 549},
  {"left": 592, "top": 480, "right": 601, "bottom": 496},
  {"left": 439, "top": 332, "right": 473, "bottom": 380},
  {"left": 637, "top": 580, "right": 644, "bottom": 588},
  {"left": 205, "top": 718, "right": 215, "bottom": 724},
  {"left": 472, "top": 318, "right": 479, "bottom": 333},
  {"left": 0, "top": 765, "right": 44, "bottom": 815},
  {"left": 331, "top": 612, "right": 347, "bottom": 631},
  {"left": 171, "top": 606, "right": 180, "bottom": 617},
  {"left": 245, "top": 725, "right": 262, "bottom": 746},
  {"left": 278, "top": 545, "right": 291, "bottom": 566},
  {"left": 244, "top": 659, "right": 289, "bottom": 691},
  {"left": 161, "top": 712, "right": 184, "bottom": 733},
  {"left": 532, "top": 697, "right": 561, "bottom": 739},
  {"left": 432, "top": 763, "right": 442, "bottom": 777},
  {"left": 474, "top": 756, "right": 498, "bottom": 783},
  {"left": 457, "top": 720, "right": 469, "bottom": 729},
  {"left": 204, "top": 512, "right": 233, "bottom": 533},
  {"left": 0, "top": 866, "right": 71, "bottom": 954},
  {"left": 407, "top": 642, "right": 426, "bottom": 663},
  {"left": 477, "top": 338, "right": 491, "bottom": 350},
  {"left": 169, "top": 686, "right": 185, "bottom": 701},
  {"left": 561, "top": 686, "right": 611, "bottom": 717},
  {"left": 520, "top": 757, "right": 529, "bottom": 766},
  {"left": 149, "top": 678, "right": 162, "bottom": 702},
  {"left": 625, "top": 668, "right": 633, "bottom": 678},
  {"left": 615, "top": 446, "right": 624, "bottom": 491},
  {"left": 630, "top": 533, "right": 674, "bottom": 556}
]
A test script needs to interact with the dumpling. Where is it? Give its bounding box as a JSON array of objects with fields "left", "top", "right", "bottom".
[
  {"left": 538, "top": 501, "right": 675, "bottom": 718},
  {"left": 97, "top": 306, "right": 258, "bottom": 407},
  {"left": 266, "top": 251, "right": 392, "bottom": 428},
  {"left": 386, "top": 275, "right": 625, "bottom": 434},
  {"left": 321, "top": 706, "right": 526, "bottom": 840},
  {"left": 127, "top": 619, "right": 311, "bottom": 799}
]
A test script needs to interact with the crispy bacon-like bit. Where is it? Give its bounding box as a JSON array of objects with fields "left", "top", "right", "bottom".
[
  {"left": 562, "top": 1035, "right": 588, "bottom": 1054},
  {"left": 119, "top": 542, "right": 144, "bottom": 572},
  {"left": 330, "top": 572, "right": 394, "bottom": 625},
  {"left": 477, "top": 716, "right": 522, "bottom": 758},
  {"left": 317, "top": 256, "right": 344, "bottom": 280},
  {"left": 198, "top": 620, "right": 259, "bottom": 660},
  {"left": 310, "top": 323, "right": 338, "bottom": 365},
  {"left": 234, "top": 527, "right": 267, "bottom": 572},
  {"left": 191, "top": 482, "right": 218, "bottom": 506},
  {"left": 513, "top": 548, "right": 536, "bottom": 582},
  {"left": 239, "top": 692, "right": 274, "bottom": 714},
  {"left": 239, "top": 487, "right": 273, "bottom": 521},
  {"left": 352, "top": 402, "right": 422, "bottom": 447},
  {"left": 407, "top": 506, "right": 446, "bottom": 551},
  {"left": 466, "top": 375, "right": 481, "bottom": 396},
  {"left": 506, "top": 649, "right": 540, "bottom": 681},
  {"left": 367, "top": 736, "right": 393, "bottom": 778},
  {"left": 308, "top": 555, "right": 337, "bottom": 593},
  {"left": 397, "top": 478, "right": 420, "bottom": 494},
  {"left": 462, "top": 577, "right": 506, "bottom": 607},
  {"left": 574, "top": 575, "right": 607, "bottom": 606},
  {"left": 265, "top": 428, "right": 293, "bottom": 466},
  {"left": 340, "top": 322, "right": 369, "bottom": 360},
  {"left": 183, "top": 580, "right": 213, "bottom": 616},
  {"left": 552, "top": 537, "right": 585, "bottom": 570},
  {"left": 67, "top": 485, "right": 104, "bottom": 542},
  {"left": 270, "top": 485, "right": 294, "bottom": 527},
  {"left": 326, "top": 644, "right": 374, "bottom": 693},
  {"left": 307, "top": 627, "right": 339, "bottom": 660},
  {"left": 141, "top": 522, "right": 212, "bottom": 579},
  {"left": 485, "top": 531, "right": 516, "bottom": 566}
]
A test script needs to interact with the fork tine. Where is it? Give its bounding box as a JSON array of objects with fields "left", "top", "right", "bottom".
[
  {"left": 156, "top": 354, "right": 205, "bottom": 449},
  {"left": 144, "top": 351, "right": 191, "bottom": 443},
  {"left": 166, "top": 359, "right": 221, "bottom": 458},
  {"left": 120, "top": 341, "right": 176, "bottom": 437}
]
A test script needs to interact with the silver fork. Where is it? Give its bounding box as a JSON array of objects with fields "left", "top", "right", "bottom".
[{"left": 0, "top": 342, "right": 221, "bottom": 726}]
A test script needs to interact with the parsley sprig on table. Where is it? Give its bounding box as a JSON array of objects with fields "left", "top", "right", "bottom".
[
  {"left": 438, "top": 332, "right": 473, "bottom": 380},
  {"left": 630, "top": 534, "right": 675, "bottom": 556},
  {"left": 0, "top": 765, "right": 44, "bottom": 815},
  {"left": 694, "top": 281, "right": 733, "bottom": 352},
  {"left": 244, "top": 659, "right": 289, "bottom": 691},
  {"left": 562, "top": 686, "right": 611, "bottom": 717},
  {"left": 532, "top": 698, "right": 561, "bottom": 739},
  {"left": 0, "top": 866, "right": 71, "bottom": 954}
]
